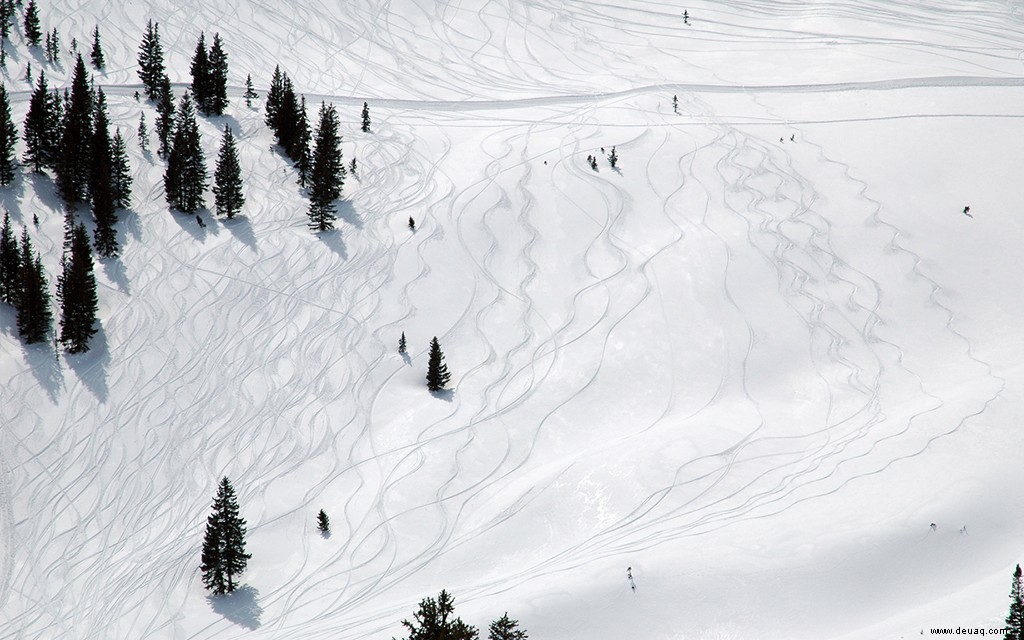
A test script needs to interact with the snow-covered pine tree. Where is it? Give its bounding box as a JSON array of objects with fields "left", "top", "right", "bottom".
[
  {"left": 164, "top": 92, "right": 207, "bottom": 213},
  {"left": 426, "top": 336, "right": 451, "bottom": 392},
  {"left": 137, "top": 20, "right": 165, "bottom": 100},
  {"left": 15, "top": 227, "right": 51, "bottom": 344},
  {"left": 316, "top": 509, "right": 329, "bottom": 535},
  {"left": 208, "top": 33, "right": 229, "bottom": 116},
  {"left": 213, "top": 125, "right": 244, "bottom": 219},
  {"left": 264, "top": 65, "right": 284, "bottom": 128},
  {"left": 0, "top": 211, "right": 17, "bottom": 305},
  {"left": 244, "top": 74, "right": 258, "bottom": 108},
  {"left": 361, "top": 101, "right": 370, "bottom": 133},
  {"left": 90, "top": 26, "right": 104, "bottom": 69},
  {"left": 399, "top": 590, "right": 478, "bottom": 640},
  {"left": 23, "top": 0, "right": 41, "bottom": 47},
  {"left": 58, "top": 222, "right": 98, "bottom": 352},
  {"left": 201, "top": 477, "right": 251, "bottom": 595},
  {"left": 398, "top": 331, "right": 407, "bottom": 353},
  {"left": 348, "top": 156, "right": 357, "bottom": 177},
  {"left": 608, "top": 146, "right": 618, "bottom": 169},
  {"left": 307, "top": 101, "right": 344, "bottom": 232},
  {"left": 90, "top": 91, "right": 118, "bottom": 257},
  {"left": 23, "top": 72, "right": 50, "bottom": 173},
  {"left": 274, "top": 75, "right": 299, "bottom": 151},
  {"left": 110, "top": 131, "right": 132, "bottom": 210},
  {"left": 1006, "top": 564, "right": 1024, "bottom": 640},
  {"left": 137, "top": 112, "right": 149, "bottom": 151},
  {"left": 47, "top": 29, "right": 59, "bottom": 62},
  {"left": 290, "top": 95, "right": 311, "bottom": 187},
  {"left": 488, "top": 613, "right": 528, "bottom": 640},
  {"left": 190, "top": 33, "right": 210, "bottom": 114},
  {"left": 154, "top": 75, "right": 174, "bottom": 156},
  {"left": 672, "top": 94, "right": 678, "bottom": 114},
  {"left": 0, "top": 83, "right": 18, "bottom": 186}
]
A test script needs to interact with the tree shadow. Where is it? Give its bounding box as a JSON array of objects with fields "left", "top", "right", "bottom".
[
  {"left": 222, "top": 215, "right": 257, "bottom": 252},
  {"left": 208, "top": 584, "right": 263, "bottom": 630},
  {"left": 64, "top": 326, "right": 110, "bottom": 402},
  {"left": 320, "top": 528, "right": 332, "bottom": 540},
  {"left": 19, "top": 338, "right": 63, "bottom": 403},
  {"left": 169, "top": 209, "right": 211, "bottom": 241},
  {"left": 102, "top": 257, "right": 131, "bottom": 295},
  {"left": 119, "top": 208, "right": 143, "bottom": 242},
  {"left": 430, "top": 388, "right": 454, "bottom": 403},
  {"left": 401, "top": 352, "right": 411, "bottom": 366},
  {"left": 336, "top": 199, "right": 362, "bottom": 229},
  {"left": 26, "top": 172, "right": 64, "bottom": 217},
  {"left": 316, "top": 228, "right": 347, "bottom": 260},
  {"left": 0, "top": 172, "right": 26, "bottom": 220}
]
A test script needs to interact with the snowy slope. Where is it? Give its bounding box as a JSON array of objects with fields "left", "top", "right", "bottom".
[{"left": 2, "top": 1, "right": 1024, "bottom": 638}]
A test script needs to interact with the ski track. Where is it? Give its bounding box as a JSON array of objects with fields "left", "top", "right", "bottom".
[{"left": 0, "top": 0, "right": 1015, "bottom": 637}]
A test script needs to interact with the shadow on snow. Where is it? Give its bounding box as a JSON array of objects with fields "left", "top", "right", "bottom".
[{"left": 207, "top": 584, "right": 263, "bottom": 630}]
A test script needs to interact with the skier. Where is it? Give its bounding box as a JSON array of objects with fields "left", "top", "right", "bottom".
[
  {"left": 196, "top": 215, "right": 206, "bottom": 228},
  {"left": 790, "top": 134, "right": 795, "bottom": 142},
  {"left": 683, "top": 10, "right": 689, "bottom": 24},
  {"left": 963, "top": 205, "right": 972, "bottom": 217}
]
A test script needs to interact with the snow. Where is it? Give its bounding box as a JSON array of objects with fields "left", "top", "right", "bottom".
[{"left": 2, "top": 0, "right": 1024, "bottom": 638}]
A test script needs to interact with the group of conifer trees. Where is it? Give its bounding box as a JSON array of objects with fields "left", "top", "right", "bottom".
[{"left": 264, "top": 66, "right": 346, "bottom": 231}]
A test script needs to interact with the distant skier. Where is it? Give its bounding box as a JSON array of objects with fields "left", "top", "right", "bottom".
[
  {"left": 408, "top": 216, "right": 416, "bottom": 230},
  {"left": 963, "top": 205, "right": 972, "bottom": 217},
  {"left": 627, "top": 566, "right": 636, "bottom": 593},
  {"left": 790, "top": 134, "right": 795, "bottom": 142},
  {"left": 683, "top": 10, "right": 689, "bottom": 24},
  {"left": 196, "top": 215, "right": 206, "bottom": 228}
]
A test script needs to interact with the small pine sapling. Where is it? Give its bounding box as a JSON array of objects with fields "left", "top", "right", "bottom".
[
  {"left": 672, "top": 94, "right": 678, "bottom": 114},
  {"left": 138, "top": 113, "right": 149, "bottom": 151},
  {"left": 608, "top": 146, "right": 618, "bottom": 169},
  {"left": 316, "top": 509, "right": 330, "bottom": 535},
  {"left": 348, "top": 156, "right": 357, "bottom": 177},
  {"left": 360, "top": 101, "right": 370, "bottom": 133},
  {"left": 244, "top": 73, "right": 258, "bottom": 108},
  {"left": 408, "top": 216, "right": 415, "bottom": 231},
  {"left": 398, "top": 331, "right": 407, "bottom": 353}
]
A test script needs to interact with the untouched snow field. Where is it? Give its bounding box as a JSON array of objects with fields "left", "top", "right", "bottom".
[{"left": 2, "top": 0, "right": 1024, "bottom": 638}]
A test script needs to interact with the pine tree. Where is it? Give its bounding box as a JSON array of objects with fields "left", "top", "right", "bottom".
[
  {"left": 408, "top": 216, "right": 415, "bottom": 230},
  {"left": 307, "top": 101, "right": 343, "bottom": 232},
  {"left": 244, "top": 74, "right": 257, "bottom": 108},
  {"left": 154, "top": 74, "right": 174, "bottom": 156},
  {"left": 0, "top": 83, "right": 18, "bottom": 186},
  {"left": 110, "top": 131, "right": 132, "bottom": 209},
  {"left": 608, "top": 146, "right": 618, "bottom": 169},
  {"left": 190, "top": 32, "right": 210, "bottom": 113},
  {"left": 57, "top": 222, "right": 98, "bottom": 352},
  {"left": 672, "top": 94, "right": 678, "bottom": 114},
  {"left": 1007, "top": 564, "right": 1024, "bottom": 640},
  {"left": 399, "top": 590, "right": 478, "bottom": 640},
  {"left": 213, "top": 125, "right": 244, "bottom": 219},
  {"left": 207, "top": 33, "right": 229, "bottom": 116},
  {"left": 137, "top": 112, "right": 149, "bottom": 151},
  {"left": 0, "top": 0, "right": 13, "bottom": 41},
  {"left": 348, "top": 156, "right": 357, "bottom": 177},
  {"left": 0, "top": 211, "right": 18, "bottom": 304},
  {"left": 90, "top": 91, "right": 118, "bottom": 257},
  {"left": 361, "top": 101, "right": 370, "bottom": 133},
  {"left": 137, "top": 20, "right": 165, "bottom": 100},
  {"left": 274, "top": 75, "right": 299, "bottom": 151},
  {"left": 15, "top": 227, "right": 51, "bottom": 344},
  {"left": 398, "top": 331, "right": 407, "bottom": 354},
  {"left": 55, "top": 56, "right": 94, "bottom": 209},
  {"left": 264, "top": 65, "right": 284, "bottom": 129},
  {"left": 164, "top": 92, "right": 207, "bottom": 213},
  {"left": 488, "top": 613, "right": 527, "bottom": 640},
  {"left": 316, "top": 509, "right": 329, "bottom": 535},
  {"left": 23, "top": 0, "right": 40, "bottom": 47},
  {"left": 89, "top": 87, "right": 111, "bottom": 202},
  {"left": 47, "top": 28, "right": 59, "bottom": 63},
  {"left": 426, "top": 336, "right": 451, "bottom": 392},
  {"left": 201, "top": 477, "right": 251, "bottom": 595},
  {"left": 90, "top": 26, "right": 104, "bottom": 69},
  {"left": 291, "top": 95, "right": 311, "bottom": 186}
]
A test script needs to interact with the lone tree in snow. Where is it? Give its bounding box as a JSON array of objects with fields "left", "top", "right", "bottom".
[
  {"left": 316, "top": 509, "right": 330, "bottom": 535},
  {"left": 607, "top": 146, "right": 618, "bottom": 169},
  {"left": 213, "top": 125, "right": 245, "bottom": 219},
  {"left": 361, "top": 101, "right": 370, "bottom": 133},
  {"left": 398, "top": 331, "right": 407, "bottom": 354},
  {"left": 426, "top": 336, "right": 451, "bottom": 392},
  {"left": 307, "top": 101, "right": 344, "bottom": 232},
  {"left": 90, "top": 26, "right": 104, "bottom": 70},
  {"left": 164, "top": 93, "right": 207, "bottom": 213},
  {"left": 1006, "top": 564, "right": 1024, "bottom": 640},
  {"left": 399, "top": 589, "right": 478, "bottom": 640},
  {"left": 244, "top": 74, "right": 258, "bottom": 108},
  {"left": 488, "top": 613, "right": 528, "bottom": 640},
  {"left": 201, "top": 476, "right": 251, "bottom": 595}
]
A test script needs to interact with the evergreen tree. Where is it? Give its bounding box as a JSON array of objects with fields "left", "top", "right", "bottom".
[
  {"left": 137, "top": 20, "right": 165, "bottom": 100},
  {"left": 15, "top": 227, "right": 51, "bottom": 344},
  {"left": 46, "top": 28, "right": 59, "bottom": 63},
  {"left": 244, "top": 74, "right": 257, "bottom": 108},
  {"left": 408, "top": 216, "right": 415, "bottom": 230},
  {"left": 264, "top": 65, "right": 284, "bottom": 128},
  {"left": 164, "top": 92, "right": 207, "bottom": 213},
  {"left": 137, "top": 112, "right": 149, "bottom": 151},
  {"left": 608, "top": 146, "right": 618, "bottom": 169},
  {"left": 274, "top": 74, "right": 299, "bottom": 152},
  {"left": 307, "top": 101, "right": 343, "bottom": 232},
  {"left": 398, "top": 331, "right": 407, "bottom": 354},
  {"left": 426, "top": 336, "right": 451, "bottom": 392},
  {"left": 207, "top": 33, "right": 229, "bottom": 116},
  {"left": 361, "top": 101, "right": 370, "bottom": 133},
  {"left": 0, "top": 211, "right": 17, "bottom": 304},
  {"left": 154, "top": 74, "right": 174, "bottom": 156},
  {"left": 0, "top": 0, "right": 13, "bottom": 41},
  {"left": 488, "top": 614, "right": 527, "bottom": 640},
  {"left": 1007, "top": 564, "right": 1024, "bottom": 640},
  {"left": 90, "top": 90, "right": 118, "bottom": 257},
  {"left": 0, "top": 83, "right": 18, "bottom": 186},
  {"left": 399, "top": 590, "right": 478, "bottom": 640},
  {"left": 212, "top": 125, "right": 244, "bottom": 219},
  {"left": 23, "top": 0, "right": 40, "bottom": 47},
  {"left": 290, "top": 95, "right": 311, "bottom": 186},
  {"left": 110, "top": 131, "right": 132, "bottom": 209},
  {"left": 348, "top": 156, "right": 356, "bottom": 177},
  {"left": 57, "top": 222, "right": 98, "bottom": 352},
  {"left": 90, "top": 26, "right": 104, "bottom": 69},
  {"left": 672, "top": 94, "right": 678, "bottom": 114},
  {"left": 189, "top": 32, "right": 210, "bottom": 113},
  {"left": 200, "top": 477, "right": 251, "bottom": 595},
  {"left": 89, "top": 87, "right": 111, "bottom": 202},
  {"left": 316, "top": 509, "right": 329, "bottom": 535},
  {"left": 55, "top": 55, "right": 93, "bottom": 208}
]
